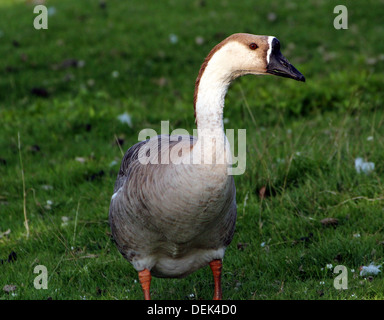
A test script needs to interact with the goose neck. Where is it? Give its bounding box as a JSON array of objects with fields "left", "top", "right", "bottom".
[{"left": 194, "top": 70, "right": 231, "bottom": 135}]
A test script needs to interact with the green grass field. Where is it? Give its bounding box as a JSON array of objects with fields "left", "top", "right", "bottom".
[{"left": 1, "top": 0, "right": 384, "bottom": 300}]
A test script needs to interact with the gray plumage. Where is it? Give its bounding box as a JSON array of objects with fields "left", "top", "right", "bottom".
[{"left": 109, "top": 135, "right": 236, "bottom": 278}]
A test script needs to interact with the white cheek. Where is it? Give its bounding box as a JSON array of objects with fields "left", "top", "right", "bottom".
[{"left": 266, "top": 36, "right": 275, "bottom": 64}]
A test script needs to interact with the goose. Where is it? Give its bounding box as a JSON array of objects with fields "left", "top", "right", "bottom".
[{"left": 109, "top": 33, "right": 305, "bottom": 300}]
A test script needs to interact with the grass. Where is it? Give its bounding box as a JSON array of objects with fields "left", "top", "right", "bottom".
[{"left": 1, "top": 0, "right": 384, "bottom": 300}]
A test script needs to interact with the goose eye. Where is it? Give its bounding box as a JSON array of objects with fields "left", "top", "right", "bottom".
[{"left": 249, "top": 43, "right": 258, "bottom": 50}]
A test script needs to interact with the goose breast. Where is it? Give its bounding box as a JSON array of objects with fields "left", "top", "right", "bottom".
[{"left": 109, "top": 134, "right": 237, "bottom": 277}]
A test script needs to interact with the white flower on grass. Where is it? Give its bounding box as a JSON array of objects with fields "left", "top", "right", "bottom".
[
  {"left": 267, "top": 12, "right": 277, "bottom": 22},
  {"left": 195, "top": 36, "right": 204, "bottom": 46},
  {"left": 367, "top": 136, "right": 374, "bottom": 141},
  {"left": 355, "top": 157, "right": 375, "bottom": 174},
  {"left": 77, "top": 60, "right": 85, "bottom": 68},
  {"left": 359, "top": 263, "right": 381, "bottom": 276},
  {"left": 61, "top": 216, "right": 70, "bottom": 227},
  {"left": 109, "top": 160, "right": 118, "bottom": 167},
  {"left": 47, "top": 7, "right": 56, "bottom": 16},
  {"left": 111, "top": 70, "right": 119, "bottom": 78},
  {"left": 75, "top": 157, "right": 86, "bottom": 163},
  {"left": 326, "top": 264, "right": 333, "bottom": 270},
  {"left": 117, "top": 112, "right": 133, "bottom": 128},
  {"left": 366, "top": 57, "right": 377, "bottom": 65},
  {"left": 87, "top": 79, "right": 95, "bottom": 87},
  {"left": 169, "top": 34, "right": 178, "bottom": 44},
  {"left": 44, "top": 200, "right": 53, "bottom": 210}
]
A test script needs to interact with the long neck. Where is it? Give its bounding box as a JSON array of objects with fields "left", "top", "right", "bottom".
[
  {"left": 193, "top": 54, "right": 232, "bottom": 167},
  {"left": 194, "top": 56, "right": 232, "bottom": 134}
]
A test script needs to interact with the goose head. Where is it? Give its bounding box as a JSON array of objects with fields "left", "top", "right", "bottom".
[
  {"left": 196, "top": 33, "right": 305, "bottom": 85},
  {"left": 194, "top": 33, "right": 305, "bottom": 127}
]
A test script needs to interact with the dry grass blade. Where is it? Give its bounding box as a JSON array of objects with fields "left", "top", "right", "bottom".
[
  {"left": 18, "top": 132, "right": 29, "bottom": 238},
  {"left": 114, "top": 134, "right": 125, "bottom": 156},
  {"left": 332, "top": 196, "right": 384, "bottom": 208}
]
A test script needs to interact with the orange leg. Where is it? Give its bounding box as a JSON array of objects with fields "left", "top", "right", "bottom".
[
  {"left": 209, "top": 259, "right": 222, "bottom": 300},
  {"left": 138, "top": 268, "right": 152, "bottom": 300}
]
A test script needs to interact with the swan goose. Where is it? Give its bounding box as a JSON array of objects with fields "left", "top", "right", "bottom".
[{"left": 109, "top": 33, "right": 305, "bottom": 300}]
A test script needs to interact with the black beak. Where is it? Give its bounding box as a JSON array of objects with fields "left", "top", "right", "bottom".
[{"left": 266, "top": 38, "right": 305, "bottom": 82}]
